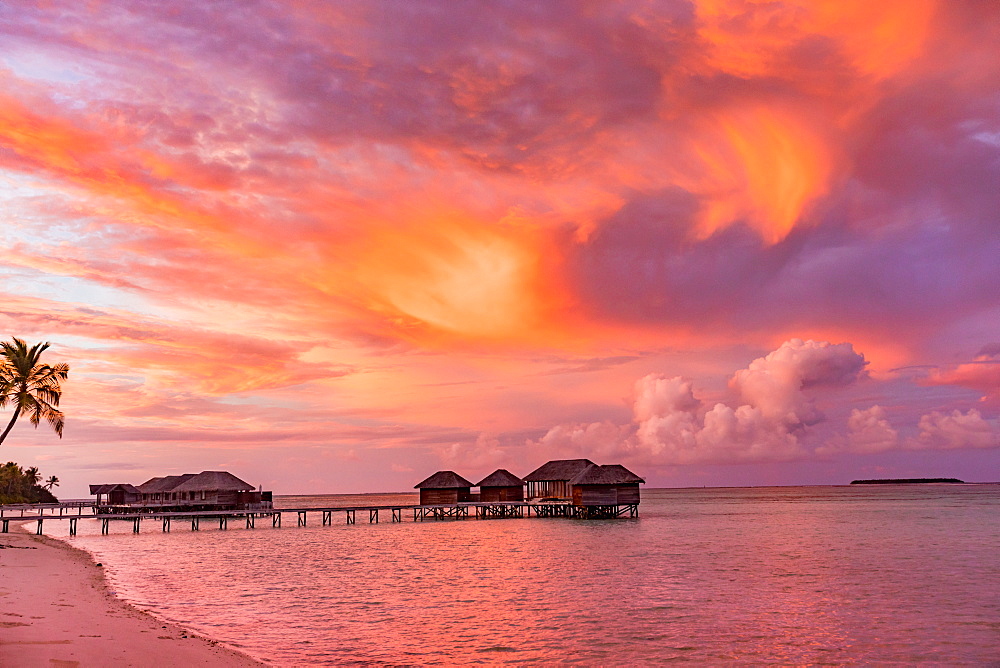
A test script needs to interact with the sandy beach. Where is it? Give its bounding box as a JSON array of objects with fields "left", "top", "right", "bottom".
[{"left": 0, "top": 525, "right": 266, "bottom": 667}]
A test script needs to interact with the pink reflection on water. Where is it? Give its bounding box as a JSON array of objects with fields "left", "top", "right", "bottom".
[{"left": 64, "top": 486, "right": 1000, "bottom": 665}]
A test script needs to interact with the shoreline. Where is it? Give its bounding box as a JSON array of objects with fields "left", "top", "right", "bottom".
[{"left": 0, "top": 523, "right": 267, "bottom": 667}]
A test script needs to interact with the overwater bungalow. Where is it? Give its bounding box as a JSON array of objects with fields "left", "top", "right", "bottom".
[
  {"left": 415, "top": 471, "right": 474, "bottom": 505},
  {"left": 138, "top": 473, "right": 197, "bottom": 504},
  {"left": 476, "top": 469, "right": 525, "bottom": 502},
  {"left": 169, "top": 471, "right": 264, "bottom": 508},
  {"left": 569, "top": 464, "right": 644, "bottom": 507},
  {"left": 91, "top": 471, "right": 271, "bottom": 511},
  {"left": 523, "top": 458, "right": 595, "bottom": 500},
  {"left": 88, "top": 483, "right": 141, "bottom": 506}
]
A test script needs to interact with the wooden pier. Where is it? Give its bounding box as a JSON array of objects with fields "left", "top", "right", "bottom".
[{"left": 1, "top": 500, "right": 639, "bottom": 536}]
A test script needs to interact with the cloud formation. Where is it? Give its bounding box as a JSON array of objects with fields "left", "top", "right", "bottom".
[
  {"left": 915, "top": 409, "right": 998, "bottom": 450},
  {"left": 540, "top": 339, "right": 871, "bottom": 465},
  {"left": 1, "top": 1, "right": 998, "bottom": 492},
  {"left": 922, "top": 346, "right": 1000, "bottom": 407}
]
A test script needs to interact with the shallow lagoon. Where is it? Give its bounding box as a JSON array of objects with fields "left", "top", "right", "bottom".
[{"left": 63, "top": 485, "right": 1000, "bottom": 665}]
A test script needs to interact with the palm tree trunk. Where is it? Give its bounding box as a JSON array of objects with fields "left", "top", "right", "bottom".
[{"left": 0, "top": 406, "right": 21, "bottom": 445}]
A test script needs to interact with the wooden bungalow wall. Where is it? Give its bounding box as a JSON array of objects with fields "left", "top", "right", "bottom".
[
  {"left": 616, "top": 484, "right": 640, "bottom": 504},
  {"left": 572, "top": 483, "right": 642, "bottom": 507},
  {"left": 480, "top": 486, "right": 524, "bottom": 503},
  {"left": 419, "top": 488, "right": 471, "bottom": 505},
  {"left": 573, "top": 485, "right": 618, "bottom": 507}
]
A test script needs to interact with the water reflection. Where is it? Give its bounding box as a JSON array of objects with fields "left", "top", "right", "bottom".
[{"left": 64, "top": 485, "right": 1000, "bottom": 665}]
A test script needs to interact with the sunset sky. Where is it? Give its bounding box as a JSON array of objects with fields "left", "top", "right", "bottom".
[{"left": 2, "top": 0, "right": 998, "bottom": 497}]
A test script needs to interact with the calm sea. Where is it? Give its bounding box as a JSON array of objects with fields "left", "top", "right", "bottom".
[{"left": 59, "top": 486, "right": 1000, "bottom": 665}]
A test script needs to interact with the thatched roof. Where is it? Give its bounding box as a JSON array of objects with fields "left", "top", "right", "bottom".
[
  {"left": 137, "top": 474, "right": 197, "bottom": 493},
  {"left": 523, "top": 459, "right": 595, "bottom": 482},
  {"left": 89, "top": 483, "right": 140, "bottom": 495},
  {"left": 570, "top": 464, "right": 645, "bottom": 485},
  {"left": 173, "top": 471, "right": 254, "bottom": 492},
  {"left": 414, "top": 470, "right": 474, "bottom": 489},
  {"left": 476, "top": 469, "right": 524, "bottom": 488}
]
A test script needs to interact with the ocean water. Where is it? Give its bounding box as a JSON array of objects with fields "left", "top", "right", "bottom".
[{"left": 58, "top": 485, "right": 1000, "bottom": 665}]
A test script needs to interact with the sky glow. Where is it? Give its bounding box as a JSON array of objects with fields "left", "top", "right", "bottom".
[{"left": 1, "top": 1, "right": 998, "bottom": 496}]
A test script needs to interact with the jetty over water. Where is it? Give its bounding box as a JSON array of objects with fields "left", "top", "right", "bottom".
[
  {"left": 0, "top": 498, "right": 637, "bottom": 536},
  {"left": 1, "top": 459, "right": 644, "bottom": 536}
]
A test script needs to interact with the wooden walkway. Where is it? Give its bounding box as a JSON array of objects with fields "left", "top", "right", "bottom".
[{"left": 1, "top": 501, "right": 639, "bottom": 536}]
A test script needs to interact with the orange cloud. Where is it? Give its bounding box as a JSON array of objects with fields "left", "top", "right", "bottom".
[
  {"left": 345, "top": 208, "right": 569, "bottom": 346},
  {"left": 0, "top": 292, "right": 345, "bottom": 395},
  {"left": 686, "top": 105, "right": 835, "bottom": 243},
  {"left": 0, "top": 89, "right": 270, "bottom": 259},
  {"left": 923, "top": 362, "right": 1000, "bottom": 406},
  {"left": 696, "top": 0, "right": 935, "bottom": 80}
]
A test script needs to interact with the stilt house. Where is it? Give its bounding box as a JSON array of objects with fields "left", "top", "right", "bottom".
[
  {"left": 171, "top": 471, "right": 261, "bottom": 508},
  {"left": 415, "top": 471, "right": 474, "bottom": 505},
  {"left": 523, "top": 459, "right": 595, "bottom": 500},
  {"left": 89, "top": 483, "right": 141, "bottom": 506},
  {"left": 138, "top": 473, "right": 197, "bottom": 504},
  {"left": 476, "top": 469, "right": 525, "bottom": 502},
  {"left": 92, "top": 471, "right": 270, "bottom": 511},
  {"left": 569, "top": 464, "right": 644, "bottom": 507}
]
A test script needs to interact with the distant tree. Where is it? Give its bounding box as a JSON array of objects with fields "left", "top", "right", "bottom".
[
  {"left": 0, "top": 338, "right": 69, "bottom": 446},
  {"left": 1, "top": 461, "right": 19, "bottom": 497},
  {"left": 44, "top": 474, "right": 60, "bottom": 490},
  {"left": 0, "top": 461, "right": 59, "bottom": 504}
]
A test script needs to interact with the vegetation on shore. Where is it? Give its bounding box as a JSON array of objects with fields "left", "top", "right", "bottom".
[
  {"left": 0, "top": 338, "right": 68, "bottom": 504},
  {"left": 850, "top": 478, "right": 965, "bottom": 484},
  {"left": 0, "top": 462, "right": 59, "bottom": 504}
]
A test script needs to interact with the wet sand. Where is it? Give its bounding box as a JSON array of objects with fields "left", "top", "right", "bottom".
[{"left": 0, "top": 525, "right": 266, "bottom": 667}]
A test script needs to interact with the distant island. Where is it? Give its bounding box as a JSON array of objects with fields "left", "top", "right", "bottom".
[{"left": 850, "top": 478, "right": 965, "bottom": 485}]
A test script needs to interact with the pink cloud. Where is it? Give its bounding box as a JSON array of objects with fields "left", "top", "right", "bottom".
[
  {"left": 914, "top": 409, "right": 998, "bottom": 450},
  {"left": 922, "top": 350, "right": 1000, "bottom": 406},
  {"left": 534, "top": 339, "right": 871, "bottom": 466},
  {"left": 730, "top": 339, "right": 868, "bottom": 425},
  {"left": 818, "top": 405, "right": 899, "bottom": 455}
]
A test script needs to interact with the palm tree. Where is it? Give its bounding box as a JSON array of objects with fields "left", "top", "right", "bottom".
[
  {"left": 24, "top": 465, "right": 41, "bottom": 486},
  {"left": 0, "top": 338, "right": 70, "bottom": 446},
  {"left": 44, "top": 474, "right": 60, "bottom": 490}
]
